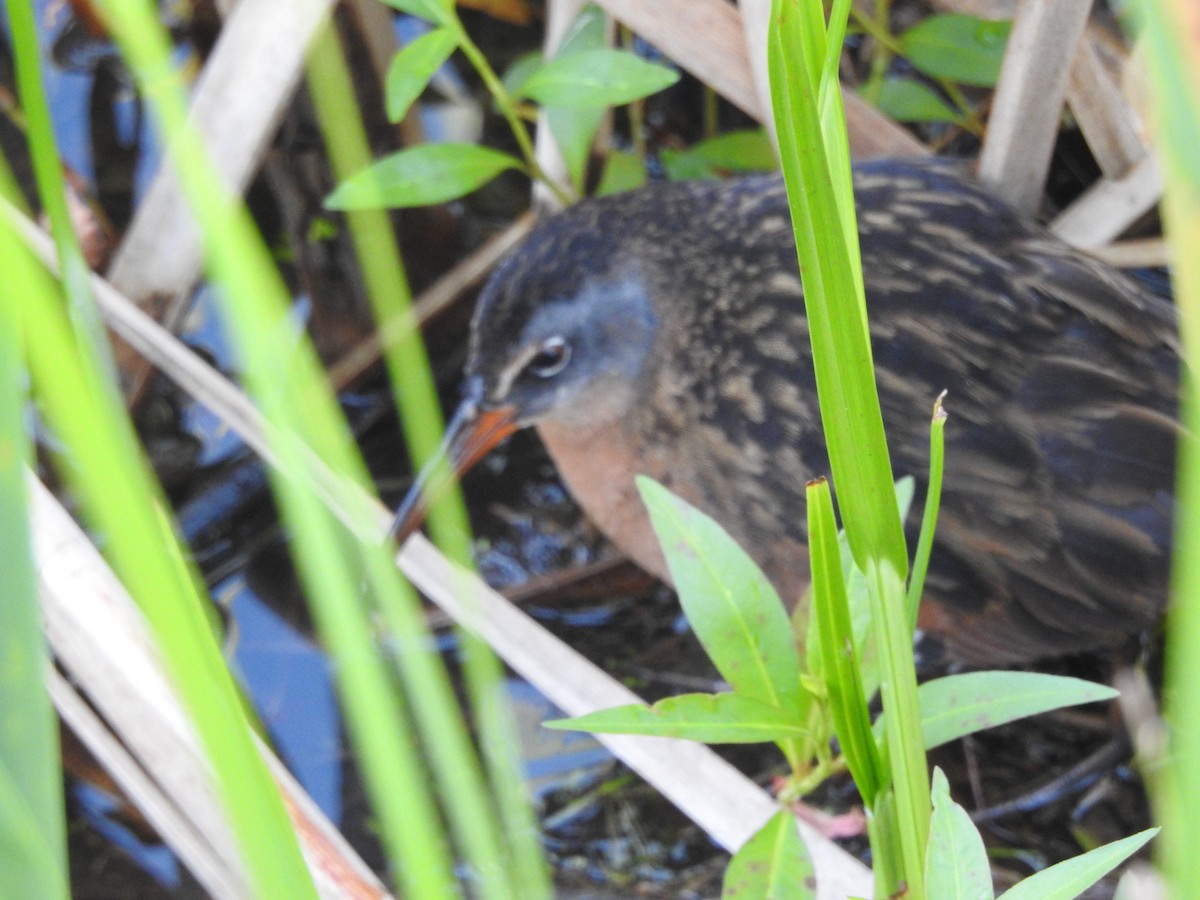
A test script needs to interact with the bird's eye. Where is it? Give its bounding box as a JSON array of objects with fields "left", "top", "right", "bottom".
[{"left": 526, "top": 336, "right": 571, "bottom": 378}]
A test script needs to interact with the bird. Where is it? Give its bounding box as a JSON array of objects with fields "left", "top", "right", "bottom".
[{"left": 392, "top": 157, "right": 1180, "bottom": 665}]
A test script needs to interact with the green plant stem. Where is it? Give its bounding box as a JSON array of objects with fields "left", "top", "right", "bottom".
[
  {"left": 937, "top": 80, "right": 985, "bottom": 136},
  {"left": 7, "top": 0, "right": 116, "bottom": 381},
  {"left": 858, "top": 0, "right": 894, "bottom": 103},
  {"left": 702, "top": 86, "right": 719, "bottom": 138},
  {"left": 452, "top": 21, "right": 574, "bottom": 206},
  {"left": 849, "top": 8, "right": 903, "bottom": 59}
]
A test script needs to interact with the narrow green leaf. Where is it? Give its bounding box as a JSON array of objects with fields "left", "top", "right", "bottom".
[
  {"left": 637, "top": 477, "right": 807, "bottom": 715},
  {"left": 815, "top": 477, "right": 915, "bottom": 699},
  {"left": 385, "top": 27, "right": 460, "bottom": 122},
  {"left": 900, "top": 14, "right": 1013, "bottom": 87},
  {"left": 377, "top": 0, "right": 454, "bottom": 26},
  {"left": 723, "top": 808, "right": 815, "bottom": 899},
  {"left": 326, "top": 144, "right": 524, "bottom": 209},
  {"left": 770, "top": 0, "right": 907, "bottom": 588},
  {"left": 807, "top": 478, "right": 883, "bottom": 806},
  {"left": 546, "top": 693, "right": 810, "bottom": 744},
  {"left": 517, "top": 48, "right": 679, "bottom": 108},
  {"left": 997, "top": 828, "right": 1158, "bottom": 900},
  {"left": 874, "top": 78, "right": 962, "bottom": 124},
  {"left": 917, "top": 672, "right": 1118, "bottom": 750},
  {"left": 545, "top": 7, "right": 609, "bottom": 191},
  {"left": 926, "top": 769, "right": 992, "bottom": 900},
  {"left": 0, "top": 170, "right": 67, "bottom": 900}
]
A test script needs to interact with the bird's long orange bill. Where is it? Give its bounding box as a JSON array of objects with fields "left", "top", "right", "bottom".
[{"left": 388, "top": 401, "right": 519, "bottom": 544}]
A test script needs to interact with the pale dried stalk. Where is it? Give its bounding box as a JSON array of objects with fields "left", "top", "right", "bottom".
[
  {"left": 977, "top": 0, "right": 1093, "bottom": 213},
  {"left": 33, "top": 476, "right": 391, "bottom": 899}
]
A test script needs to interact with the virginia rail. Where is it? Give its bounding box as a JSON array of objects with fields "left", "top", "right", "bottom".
[{"left": 393, "top": 158, "right": 1180, "bottom": 665}]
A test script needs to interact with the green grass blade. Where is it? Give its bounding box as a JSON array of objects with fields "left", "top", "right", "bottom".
[
  {"left": 1122, "top": 4, "right": 1200, "bottom": 897},
  {"left": 0, "top": 176, "right": 68, "bottom": 900},
  {"left": 906, "top": 394, "right": 946, "bottom": 628},
  {"left": 769, "top": 4, "right": 905, "bottom": 574},
  {"left": 89, "top": 3, "right": 468, "bottom": 895},
  {"left": 807, "top": 478, "right": 882, "bottom": 805},
  {"left": 769, "top": 1, "right": 929, "bottom": 893},
  {"left": 11, "top": 207, "right": 316, "bottom": 899},
  {"left": 309, "top": 27, "right": 548, "bottom": 897},
  {"left": 7, "top": 0, "right": 115, "bottom": 382}
]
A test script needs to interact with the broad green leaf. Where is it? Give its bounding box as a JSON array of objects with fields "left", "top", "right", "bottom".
[
  {"left": 917, "top": 672, "right": 1118, "bottom": 749},
  {"left": 378, "top": 0, "right": 454, "bottom": 26},
  {"left": 900, "top": 14, "right": 1013, "bottom": 87},
  {"left": 637, "top": 477, "right": 806, "bottom": 715},
  {"left": 926, "top": 769, "right": 992, "bottom": 900},
  {"left": 662, "top": 129, "right": 778, "bottom": 180},
  {"left": 723, "top": 808, "right": 815, "bottom": 899},
  {"left": 998, "top": 828, "right": 1158, "bottom": 900},
  {"left": 546, "top": 6, "right": 609, "bottom": 191},
  {"left": 546, "top": 693, "right": 810, "bottom": 743},
  {"left": 874, "top": 78, "right": 962, "bottom": 124},
  {"left": 808, "top": 478, "right": 882, "bottom": 806},
  {"left": 326, "top": 144, "right": 523, "bottom": 209},
  {"left": 385, "top": 27, "right": 460, "bottom": 122},
  {"left": 595, "top": 150, "right": 646, "bottom": 196},
  {"left": 518, "top": 48, "right": 679, "bottom": 108}
]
